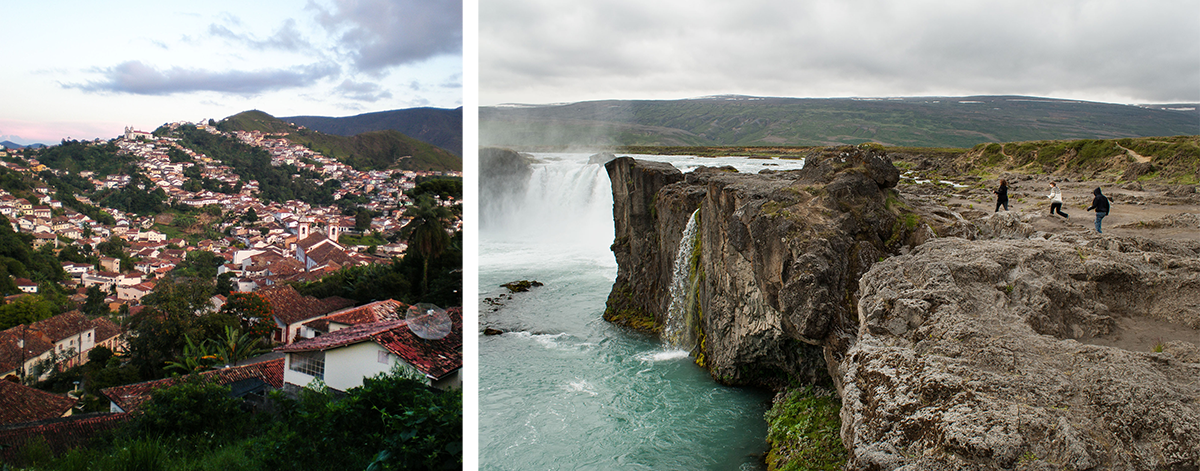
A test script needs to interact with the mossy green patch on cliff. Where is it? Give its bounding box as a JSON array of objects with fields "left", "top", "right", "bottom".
[
  {"left": 603, "top": 281, "right": 659, "bottom": 333},
  {"left": 765, "top": 386, "right": 847, "bottom": 471}
]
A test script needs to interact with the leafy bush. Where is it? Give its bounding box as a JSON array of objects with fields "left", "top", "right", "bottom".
[{"left": 130, "top": 379, "right": 250, "bottom": 441}]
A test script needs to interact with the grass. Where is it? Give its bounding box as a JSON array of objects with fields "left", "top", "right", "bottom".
[{"left": 764, "top": 386, "right": 847, "bottom": 471}]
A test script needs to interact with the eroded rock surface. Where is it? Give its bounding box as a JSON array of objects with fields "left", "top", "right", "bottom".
[
  {"left": 843, "top": 237, "right": 1200, "bottom": 470},
  {"left": 605, "top": 146, "right": 917, "bottom": 387}
]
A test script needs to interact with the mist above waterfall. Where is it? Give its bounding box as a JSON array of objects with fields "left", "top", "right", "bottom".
[{"left": 480, "top": 152, "right": 616, "bottom": 260}]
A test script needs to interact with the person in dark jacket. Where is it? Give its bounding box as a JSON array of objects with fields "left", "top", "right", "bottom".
[
  {"left": 993, "top": 179, "right": 1009, "bottom": 212},
  {"left": 1086, "top": 187, "right": 1110, "bottom": 233}
]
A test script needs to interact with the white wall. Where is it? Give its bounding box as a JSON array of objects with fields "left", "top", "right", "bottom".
[
  {"left": 324, "top": 342, "right": 398, "bottom": 391},
  {"left": 282, "top": 342, "right": 429, "bottom": 393}
]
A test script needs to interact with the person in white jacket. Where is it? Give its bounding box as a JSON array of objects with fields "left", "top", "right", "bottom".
[{"left": 1047, "top": 182, "right": 1068, "bottom": 218}]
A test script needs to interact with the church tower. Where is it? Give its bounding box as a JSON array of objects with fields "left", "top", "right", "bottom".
[{"left": 298, "top": 219, "right": 310, "bottom": 240}]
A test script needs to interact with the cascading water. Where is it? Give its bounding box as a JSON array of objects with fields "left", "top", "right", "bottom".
[
  {"left": 480, "top": 153, "right": 803, "bottom": 470},
  {"left": 662, "top": 208, "right": 701, "bottom": 351}
]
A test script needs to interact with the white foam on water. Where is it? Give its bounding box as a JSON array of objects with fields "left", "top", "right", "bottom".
[
  {"left": 564, "top": 378, "right": 598, "bottom": 396},
  {"left": 505, "top": 331, "right": 574, "bottom": 349},
  {"left": 636, "top": 349, "right": 692, "bottom": 362}
]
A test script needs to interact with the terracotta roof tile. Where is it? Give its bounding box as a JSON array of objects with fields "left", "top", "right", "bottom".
[
  {"left": 256, "top": 285, "right": 342, "bottom": 326},
  {"left": 374, "top": 308, "right": 462, "bottom": 380},
  {"left": 89, "top": 317, "right": 122, "bottom": 345},
  {"left": 0, "top": 380, "right": 78, "bottom": 425},
  {"left": 0, "top": 326, "right": 54, "bottom": 373},
  {"left": 0, "top": 412, "right": 129, "bottom": 462},
  {"left": 303, "top": 299, "right": 407, "bottom": 333},
  {"left": 29, "top": 311, "right": 92, "bottom": 344},
  {"left": 100, "top": 357, "right": 283, "bottom": 413}
]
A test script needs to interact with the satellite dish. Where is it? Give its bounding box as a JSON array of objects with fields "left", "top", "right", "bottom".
[{"left": 406, "top": 303, "right": 452, "bottom": 340}]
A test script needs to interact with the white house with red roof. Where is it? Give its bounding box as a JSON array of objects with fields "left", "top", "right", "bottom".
[{"left": 275, "top": 307, "right": 462, "bottom": 392}]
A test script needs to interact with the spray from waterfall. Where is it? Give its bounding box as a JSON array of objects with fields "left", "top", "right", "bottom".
[{"left": 662, "top": 208, "right": 701, "bottom": 351}]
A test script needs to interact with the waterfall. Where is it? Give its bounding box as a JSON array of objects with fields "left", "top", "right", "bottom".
[
  {"left": 481, "top": 157, "right": 614, "bottom": 246},
  {"left": 662, "top": 208, "right": 701, "bottom": 350}
]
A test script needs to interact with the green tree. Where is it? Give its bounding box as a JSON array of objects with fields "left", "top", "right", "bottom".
[
  {"left": 82, "top": 284, "right": 108, "bottom": 316},
  {"left": 209, "top": 325, "right": 268, "bottom": 366},
  {"left": 128, "top": 276, "right": 232, "bottom": 378},
  {"left": 219, "top": 292, "right": 274, "bottom": 339},
  {"left": 355, "top": 208, "right": 373, "bottom": 232},
  {"left": 0, "top": 296, "right": 55, "bottom": 330},
  {"left": 400, "top": 195, "right": 452, "bottom": 296},
  {"left": 132, "top": 378, "right": 250, "bottom": 439}
]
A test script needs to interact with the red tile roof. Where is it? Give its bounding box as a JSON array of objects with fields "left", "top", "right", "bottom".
[
  {"left": 101, "top": 357, "right": 283, "bottom": 413},
  {"left": 89, "top": 317, "right": 122, "bottom": 345},
  {"left": 0, "top": 326, "right": 54, "bottom": 374},
  {"left": 303, "top": 299, "right": 407, "bottom": 333},
  {"left": 29, "top": 311, "right": 92, "bottom": 344},
  {"left": 0, "top": 380, "right": 78, "bottom": 425},
  {"left": 277, "top": 308, "right": 462, "bottom": 381},
  {"left": 0, "top": 412, "right": 129, "bottom": 462},
  {"left": 257, "top": 285, "right": 348, "bottom": 326},
  {"left": 374, "top": 308, "right": 462, "bottom": 380}
]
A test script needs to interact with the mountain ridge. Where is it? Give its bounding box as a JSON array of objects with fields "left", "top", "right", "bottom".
[
  {"left": 283, "top": 107, "right": 462, "bottom": 157},
  {"left": 481, "top": 95, "right": 1200, "bottom": 149},
  {"left": 216, "top": 110, "right": 461, "bottom": 172}
]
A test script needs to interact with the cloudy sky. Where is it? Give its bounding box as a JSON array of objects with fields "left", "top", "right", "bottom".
[
  {"left": 480, "top": 0, "right": 1199, "bottom": 107},
  {"left": 1, "top": 0, "right": 462, "bottom": 145}
]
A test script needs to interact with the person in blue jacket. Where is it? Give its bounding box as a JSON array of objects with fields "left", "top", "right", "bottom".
[{"left": 1086, "top": 187, "right": 1110, "bottom": 233}]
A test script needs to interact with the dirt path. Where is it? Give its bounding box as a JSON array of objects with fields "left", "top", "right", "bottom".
[
  {"left": 929, "top": 178, "right": 1200, "bottom": 243},
  {"left": 1114, "top": 142, "right": 1151, "bottom": 163}
]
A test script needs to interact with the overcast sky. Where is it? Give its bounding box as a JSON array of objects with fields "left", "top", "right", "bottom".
[
  {"left": 1, "top": 0, "right": 462, "bottom": 145},
  {"left": 480, "top": 0, "right": 1200, "bottom": 107}
]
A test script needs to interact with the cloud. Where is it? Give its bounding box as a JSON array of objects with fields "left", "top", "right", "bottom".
[
  {"left": 335, "top": 79, "right": 393, "bottom": 101},
  {"left": 313, "top": 0, "right": 462, "bottom": 74},
  {"left": 208, "top": 18, "right": 315, "bottom": 52},
  {"left": 66, "top": 60, "right": 340, "bottom": 96},
  {"left": 482, "top": 0, "right": 1200, "bottom": 105}
]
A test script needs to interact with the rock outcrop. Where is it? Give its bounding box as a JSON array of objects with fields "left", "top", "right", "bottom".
[
  {"left": 844, "top": 237, "right": 1200, "bottom": 469},
  {"left": 605, "top": 146, "right": 917, "bottom": 387},
  {"left": 603, "top": 157, "right": 687, "bottom": 331},
  {"left": 604, "top": 146, "right": 1200, "bottom": 470}
]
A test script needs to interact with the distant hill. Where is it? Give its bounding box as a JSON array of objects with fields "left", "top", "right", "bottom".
[
  {"left": 283, "top": 107, "right": 462, "bottom": 157},
  {"left": 480, "top": 95, "right": 1200, "bottom": 149},
  {"left": 1, "top": 141, "right": 46, "bottom": 149},
  {"left": 217, "top": 110, "right": 461, "bottom": 172}
]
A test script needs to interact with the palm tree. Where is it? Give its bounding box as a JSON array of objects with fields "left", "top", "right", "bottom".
[
  {"left": 211, "top": 325, "right": 268, "bottom": 366},
  {"left": 401, "top": 194, "right": 453, "bottom": 295}
]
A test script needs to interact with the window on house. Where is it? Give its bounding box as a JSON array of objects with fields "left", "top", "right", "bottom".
[
  {"left": 289, "top": 351, "right": 325, "bottom": 379},
  {"left": 377, "top": 350, "right": 389, "bottom": 364}
]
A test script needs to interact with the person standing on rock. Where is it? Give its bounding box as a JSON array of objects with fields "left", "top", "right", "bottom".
[
  {"left": 993, "top": 179, "right": 1009, "bottom": 212},
  {"left": 1047, "top": 182, "right": 1068, "bottom": 218},
  {"left": 1086, "top": 187, "right": 1110, "bottom": 233}
]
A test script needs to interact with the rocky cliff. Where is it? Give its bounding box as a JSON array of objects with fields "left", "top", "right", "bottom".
[
  {"left": 605, "top": 146, "right": 917, "bottom": 387},
  {"left": 604, "top": 146, "right": 1200, "bottom": 469}
]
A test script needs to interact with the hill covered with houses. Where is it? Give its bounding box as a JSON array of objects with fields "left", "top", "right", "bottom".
[{"left": 0, "top": 117, "right": 463, "bottom": 467}]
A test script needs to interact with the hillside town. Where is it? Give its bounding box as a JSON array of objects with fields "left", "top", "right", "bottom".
[{"left": 0, "top": 123, "right": 463, "bottom": 463}]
